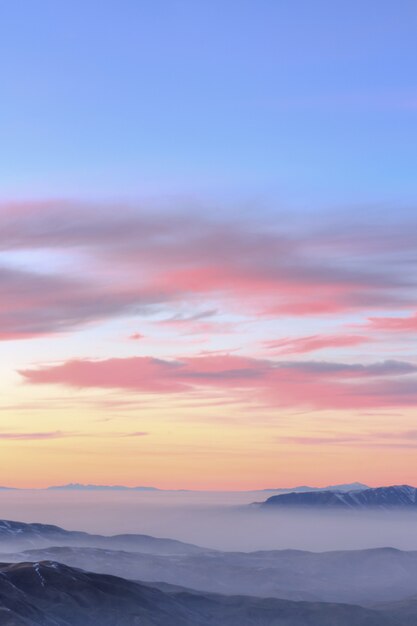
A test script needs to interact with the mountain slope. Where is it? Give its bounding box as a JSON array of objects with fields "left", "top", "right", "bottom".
[
  {"left": 0, "top": 561, "right": 399, "bottom": 626},
  {"left": 259, "top": 482, "right": 368, "bottom": 493},
  {"left": 7, "top": 545, "right": 417, "bottom": 605},
  {"left": 261, "top": 485, "right": 417, "bottom": 509},
  {"left": 0, "top": 519, "right": 207, "bottom": 555}
]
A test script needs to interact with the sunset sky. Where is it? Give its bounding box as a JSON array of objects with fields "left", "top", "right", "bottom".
[{"left": 1, "top": 1, "right": 417, "bottom": 489}]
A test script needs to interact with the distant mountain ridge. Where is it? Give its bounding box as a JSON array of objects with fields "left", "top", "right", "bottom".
[
  {"left": 0, "top": 560, "right": 400, "bottom": 625},
  {"left": 0, "top": 519, "right": 207, "bottom": 555},
  {"left": 0, "top": 481, "right": 369, "bottom": 491},
  {"left": 259, "top": 482, "right": 368, "bottom": 493},
  {"left": 48, "top": 481, "right": 369, "bottom": 492},
  {"left": 261, "top": 485, "right": 417, "bottom": 509},
  {"left": 47, "top": 483, "right": 161, "bottom": 491}
]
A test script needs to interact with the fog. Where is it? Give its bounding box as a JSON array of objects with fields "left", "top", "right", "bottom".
[{"left": 1, "top": 489, "right": 417, "bottom": 552}]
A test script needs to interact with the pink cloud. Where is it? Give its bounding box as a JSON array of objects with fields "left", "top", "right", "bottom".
[
  {"left": 129, "top": 332, "right": 144, "bottom": 341},
  {"left": 19, "top": 354, "right": 417, "bottom": 411},
  {"left": 264, "top": 334, "right": 371, "bottom": 355},
  {"left": 1, "top": 202, "right": 416, "bottom": 341},
  {"left": 367, "top": 311, "right": 417, "bottom": 332}
]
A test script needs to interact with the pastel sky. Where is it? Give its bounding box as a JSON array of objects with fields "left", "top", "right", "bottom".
[{"left": 1, "top": 1, "right": 417, "bottom": 489}]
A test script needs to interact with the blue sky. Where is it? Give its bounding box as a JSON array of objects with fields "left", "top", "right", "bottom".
[
  {"left": 1, "top": 1, "right": 417, "bottom": 488},
  {"left": 1, "top": 0, "right": 416, "bottom": 206}
]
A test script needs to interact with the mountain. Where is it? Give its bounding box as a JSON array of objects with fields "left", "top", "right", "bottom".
[
  {"left": 47, "top": 482, "right": 160, "bottom": 491},
  {"left": 261, "top": 485, "right": 417, "bottom": 509},
  {"left": 0, "top": 519, "right": 206, "bottom": 555},
  {"left": 0, "top": 481, "right": 369, "bottom": 492},
  {"left": 4, "top": 518, "right": 417, "bottom": 608},
  {"left": 377, "top": 595, "right": 417, "bottom": 625},
  {"left": 0, "top": 560, "right": 400, "bottom": 625},
  {"left": 46, "top": 483, "right": 368, "bottom": 493},
  {"left": 9, "top": 544, "right": 417, "bottom": 605},
  {"left": 259, "top": 482, "right": 368, "bottom": 493}
]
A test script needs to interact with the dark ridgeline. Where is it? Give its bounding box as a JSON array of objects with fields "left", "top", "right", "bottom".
[
  {"left": 261, "top": 485, "right": 417, "bottom": 509},
  {"left": 0, "top": 519, "right": 205, "bottom": 555},
  {"left": 2, "top": 518, "right": 417, "bottom": 608},
  {"left": 0, "top": 561, "right": 401, "bottom": 626},
  {"left": 13, "top": 545, "right": 417, "bottom": 606}
]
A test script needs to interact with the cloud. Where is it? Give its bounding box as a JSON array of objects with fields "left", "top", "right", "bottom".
[
  {"left": 0, "top": 265, "right": 166, "bottom": 341},
  {"left": 19, "top": 354, "right": 417, "bottom": 411},
  {"left": 366, "top": 311, "right": 417, "bottom": 332},
  {"left": 19, "top": 355, "right": 263, "bottom": 394},
  {"left": 129, "top": 332, "right": 144, "bottom": 341},
  {"left": 1, "top": 201, "right": 416, "bottom": 340},
  {"left": 275, "top": 433, "right": 417, "bottom": 449},
  {"left": 280, "top": 359, "right": 417, "bottom": 377},
  {"left": 0, "top": 429, "right": 150, "bottom": 441},
  {"left": 276, "top": 434, "right": 365, "bottom": 445},
  {"left": 158, "top": 310, "right": 237, "bottom": 335},
  {"left": 161, "top": 310, "right": 219, "bottom": 324},
  {"left": 0, "top": 431, "right": 69, "bottom": 440},
  {"left": 264, "top": 334, "right": 371, "bottom": 355}
]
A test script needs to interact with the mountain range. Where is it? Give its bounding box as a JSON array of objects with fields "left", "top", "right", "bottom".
[
  {"left": 259, "top": 482, "right": 368, "bottom": 493},
  {"left": 0, "top": 481, "right": 369, "bottom": 492},
  {"left": 261, "top": 485, "right": 417, "bottom": 509},
  {"left": 47, "top": 483, "right": 161, "bottom": 491},
  {"left": 0, "top": 519, "right": 204, "bottom": 555},
  {"left": 2, "top": 519, "right": 417, "bottom": 605},
  {"left": 0, "top": 560, "right": 407, "bottom": 626}
]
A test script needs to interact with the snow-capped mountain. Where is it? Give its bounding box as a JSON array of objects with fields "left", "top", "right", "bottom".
[
  {"left": 261, "top": 485, "right": 417, "bottom": 509},
  {"left": 258, "top": 482, "right": 368, "bottom": 493}
]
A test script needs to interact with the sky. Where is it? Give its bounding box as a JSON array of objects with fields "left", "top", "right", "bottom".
[{"left": 0, "top": 0, "right": 417, "bottom": 489}]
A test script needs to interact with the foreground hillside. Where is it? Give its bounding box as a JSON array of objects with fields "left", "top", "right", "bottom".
[{"left": 0, "top": 561, "right": 401, "bottom": 626}]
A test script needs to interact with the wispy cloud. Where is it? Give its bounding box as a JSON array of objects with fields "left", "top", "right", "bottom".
[
  {"left": 19, "top": 354, "right": 417, "bottom": 411},
  {"left": 276, "top": 430, "right": 417, "bottom": 449},
  {"left": 1, "top": 202, "right": 416, "bottom": 341},
  {"left": 128, "top": 332, "right": 145, "bottom": 341},
  {"left": 0, "top": 431, "right": 70, "bottom": 440},
  {"left": 0, "top": 430, "right": 150, "bottom": 441},
  {"left": 264, "top": 334, "right": 371, "bottom": 355},
  {"left": 366, "top": 311, "right": 417, "bottom": 332}
]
